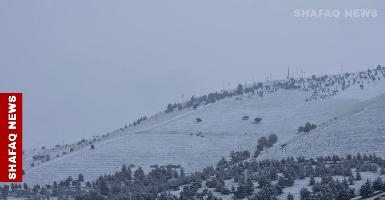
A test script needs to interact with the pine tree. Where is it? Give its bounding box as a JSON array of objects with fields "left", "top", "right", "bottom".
[
  {"left": 99, "top": 179, "right": 109, "bottom": 196},
  {"left": 166, "top": 103, "right": 173, "bottom": 113},
  {"left": 359, "top": 179, "right": 374, "bottom": 198},
  {"left": 309, "top": 176, "right": 315, "bottom": 186},
  {"left": 287, "top": 193, "right": 294, "bottom": 200},
  {"left": 304, "top": 122, "right": 312, "bottom": 133},
  {"left": 78, "top": 173, "right": 84, "bottom": 182},
  {"left": 257, "top": 175, "right": 271, "bottom": 188},
  {"left": 245, "top": 179, "right": 254, "bottom": 196},
  {"left": 134, "top": 167, "right": 145, "bottom": 183},
  {"left": 236, "top": 84, "right": 243, "bottom": 95},
  {"left": 298, "top": 126, "right": 304, "bottom": 133},
  {"left": 373, "top": 177, "right": 383, "bottom": 191},
  {"left": 253, "top": 149, "right": 260, "bottom": 158},
  {"left": 348, "top": 176, "right": 354, "bottom": 185},
  {"left": 300, "top": 188, "right": 311, "bottom": 200},
  {"left": 355, "top": 172, "right": 361, "bottom": 180},
  {"left": 268, "top": 134, "right": 278, "bottom": 145},
  {"left": 231, "top": 186, "right": 236, "bottom": 193},
  {"left": 122, "top": 165, "right": 132, "bottom": 180},
  {"left": 258, "top": 136, "right": 271, "bottom": 148}
]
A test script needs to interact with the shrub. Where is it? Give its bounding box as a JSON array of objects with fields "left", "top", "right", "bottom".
[
  {"left": 242, "top": 116, "right": 249, "bottom": 120},
  {"left": 268, "top": 134, "right": 278, "bottom": 144},
  {"left": 254, "top": 118, "right": 263, "bottom": 123},
  {"left": 298, "top": 122, "right": 317, "bottom": 133}
]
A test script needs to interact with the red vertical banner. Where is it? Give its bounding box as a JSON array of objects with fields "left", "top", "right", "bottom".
[{"left": 0, "top": 93, "right": 22, "bottom": 182}]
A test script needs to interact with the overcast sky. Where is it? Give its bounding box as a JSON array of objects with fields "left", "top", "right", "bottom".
[{"left": 0, "top": 0, "right": 384, "bottom": 149}]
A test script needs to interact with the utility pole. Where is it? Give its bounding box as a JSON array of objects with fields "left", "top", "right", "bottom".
[{"left": 287, "top": 67, "right": 290, "bottom": 80}]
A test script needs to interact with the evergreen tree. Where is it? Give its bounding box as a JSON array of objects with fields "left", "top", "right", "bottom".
[
  {"left": 166, "top": 103, "right": 173, "bottom": 113},
  {"left": 253, "top": 149, "right": 261, "bottom": 158},
  {"left": 348, "top": 176, "right": 354, "bottom": 185},
  {"left": 287, "top": 193, "right": 294, "bottom": 200},
  {"left": 373, "top": 177, "right": 383, "bottom": 191},
  {"left": 359, "top": 179, "right": 374, "bottom": 198},
  {"left": 122, "top": 165, "right": 132, "bottom": 180},
  {"left": 309, "top": 176, "right": 315, "bottom": 186},
  {"left": 300, "top": 188, "right": 311, "bottom": 200},
  {"left": 298, "top": 126, "right": 304, "bottom": 133},
  {"left": 258, "top": 175, "right": 271, "bottom": 188},
  {"left": 257, "top": 144, "right": 264, "bottom": 151},
  {"left": 245, "top": 178, "right": 254, "bottom": 196},
  {"left": 99, "top": 179, "right": 109, "bottom": 196},
  {"left": 303, "top": 122, "right": 312, "bottom": 133},
  {"left": 355, "top": 172, "right": 361, "bottom": 180},
  {"left": 231, "top": 185, "right": 236, "bottom": 193},
  {"left": 234, "top": 179, "right": 254, "bottom": 199},
  {"left": 258, "top": 136, "right": 271, "bottom": 148},
  {"left": 268, "top": 134, "right": 278, "bottom": 145},
  {"left": 78, "top": 173, "right": 84, "bottom": 182},
  {"left": 134, "top": 167, "right": 145, "bottom": 183},
  {"left": 236, "top": 84, "right": 243, "bottom": 95}
]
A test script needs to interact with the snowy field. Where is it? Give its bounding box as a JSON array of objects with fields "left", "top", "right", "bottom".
[
  {"left": 260, "top": 93, "right": 385, "bottom": 160},
  {"left": 21, "top": 73, "right": 385, "bottom": 186}
]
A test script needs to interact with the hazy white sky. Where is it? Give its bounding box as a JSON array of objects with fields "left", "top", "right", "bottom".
[{"left": 0, "top": 0, "right": 384, "bottom": 149}]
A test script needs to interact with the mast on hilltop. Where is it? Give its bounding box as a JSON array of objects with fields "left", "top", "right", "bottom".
[{"left": 287, "top": 67, "right": 290, "bottom": 80}]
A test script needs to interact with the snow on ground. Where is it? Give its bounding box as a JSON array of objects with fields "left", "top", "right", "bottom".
[
  {"left": 21, "top": 74, "right": 385, "bottom": 186},
  {"left": 278, "top": 177, "right": 312, "bottom": 200},
  {"left": 169, "top": 170, "right": 385, "bottom": 200},
  {"left": 335, "top": 76, "right": 385, "bottom": 101},
  {"left": 24, "top": 131, "right": 256, "bottom": 185},
  {"left": 259, "top": 93, "right": 385, "bottom": 160},
  {"left": 277, "top": 171, "right": 385, "bottom": 200}
]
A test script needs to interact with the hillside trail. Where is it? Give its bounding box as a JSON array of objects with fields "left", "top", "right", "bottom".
[{"left": 134, "top": 106, "right": 209, "bottom": 133}]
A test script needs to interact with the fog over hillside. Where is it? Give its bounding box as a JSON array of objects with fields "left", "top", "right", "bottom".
[
  {"left": 22, "top": 66, "right": 385, "bottom": 184},
  {"left": 1, "top": 1, "right": 385, "bottom": 199},
  {"left": 7, "top": 66, "right": 383, "bottom": 200},
  {"left": 0, "top": 0, "right": 384, "bottom": 149}
]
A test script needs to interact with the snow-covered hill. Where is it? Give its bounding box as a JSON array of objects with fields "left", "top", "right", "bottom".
[
  {"left": 23, "top": 66, "right": 385, "bottom": 186},
  {"left": 260, "top": 93, "right": 385, "bottom": 161}
]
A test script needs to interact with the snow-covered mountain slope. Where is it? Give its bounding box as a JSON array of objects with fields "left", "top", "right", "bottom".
[
  {"left": 23, "top": 68, "right": 385, "bottom": 186},
  {"left": 260, "top": 93, "right": 385, "bottom": 160}
]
